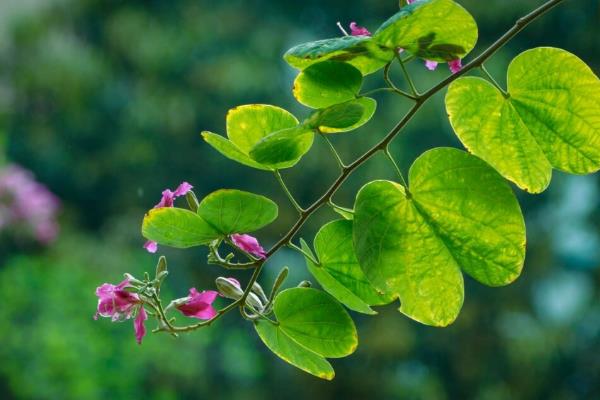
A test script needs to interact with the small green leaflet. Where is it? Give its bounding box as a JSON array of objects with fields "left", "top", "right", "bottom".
[
  {"left": 284, "top": 35, "right": 394, "bottom": 76},
  {"left": 249, "top": 126, "right": 315, "bottom": 167},
  {"left": 446, "top": 47, "right": 600, "bottom": 193},
  {"left": 293, "top": 61, "right": 362, "bottom": 109},
  {"left": 197, "top": 189, "right": 278, "bottom": 234},
  {"left": 254, "top": 288, "right": 357, "bottom": 380},
  {"left": 353, "top": 148, "right": 525, "bottom": 327},
  {"left": 374, "top": 0, "right": 478, "bottom": 61},
  {"left": 306, "top": 97, "right": 377, "bottom": 134},
  {"left": 142, "top": 207, "right": 221, "bottom": 248}
]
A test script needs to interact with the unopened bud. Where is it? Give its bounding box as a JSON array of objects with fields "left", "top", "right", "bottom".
[
  {"left": 297, "top": 280, "right": 312, "bottom": 288},
  {"left": 251, "top": 282, "right": 268, "bottom": 304},
  {"left": 155, "top": 256, "right": 167, "bottom": 279},
  {"left": 216, "top": 277, "right": 244, "bottom": 300}
]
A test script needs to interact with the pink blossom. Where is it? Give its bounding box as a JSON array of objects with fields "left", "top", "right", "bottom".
[
  {"left": 425, "top": 60, "right": 439, "bottom": 70},
  {"left": 144, "top": 181, "right": 193, "bottom": 252},
  {"left": 0, "top": 164, "right": 60, "bottom": 244},
  {"left": 448, "top": 59, "right": 462, "bottom": 74},
  {"left": 134, "top": 306, "right": 147, "bottom": 344},
  {"left": 349, "top": 22, "right": 371, "bottom": 36},
  {"left": 143, "top": 240, "right": 158, "bottom": 253},
  {"left": 230, "top": 233, "right": 267, "bottom": 259},
  {"left": 175, "top": 288, "right": 219, "bottom": 319},
  {"left": 94, "top": 278, "right": 140, "bottom": 321}
]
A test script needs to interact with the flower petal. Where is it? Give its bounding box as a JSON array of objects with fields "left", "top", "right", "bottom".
[
  {"left": 143, "top": 240, "right": 158, "bottom": 253},
  {"left": 134, "top": 306, "right": 147, "bottom": 344}
]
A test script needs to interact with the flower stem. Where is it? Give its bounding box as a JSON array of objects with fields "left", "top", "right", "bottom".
[{"left": 273, "top": 170, "right": 304, "bottom": 213}]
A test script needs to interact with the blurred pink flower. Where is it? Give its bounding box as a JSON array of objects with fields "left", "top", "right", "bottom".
[
  {"left": 175, "top": 288, "right": 218, "bottom": 319},
  {"left": 349, "top": 22, "right": 371, "bottom": 36},
  {"left": 425, "top": 60, "right": 439, "bottom": 70},
  {"left": 448, "top": 59, "right": 463, "bottom": 74},
  {"left": 144, "top": 181, "right": 193, "bottom": 253},
  {"left": 0, "top": 164, "right": 60, "bottom": 244},
  {"left": 230, "top": 233, "right": 266, "bottom": 259}
]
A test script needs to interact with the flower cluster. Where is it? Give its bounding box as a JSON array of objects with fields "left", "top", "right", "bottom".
[{"left": 0, "top": 164, "right": 60, "bottom": 244}]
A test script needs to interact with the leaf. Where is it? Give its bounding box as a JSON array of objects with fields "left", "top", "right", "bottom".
[
  {"left": 202, "top": 104, "right": 312, "bottom": 171},
  {"left": 307, "top": 97, "right": 377, "bottom": 134},
  {"left": 254, "top": 287, "right": 357, "bottom": 380},
  {"left": 201, "top": 131, "right": 271, "bottom": 170},
  {"left": 374, "top": 0, "right": 478, "bottom": 61},
  {"left": 293, "top": 61, "right": 362, "bottom": 109},
  {"left": 249, "top": 126, "right": 315, "bottom": 168},
  {"left": 197, "top": 189, "right": 278, "bottom": 234},
  {"left": 142, "top": 207, "right": 221, "bottom": 248},
  {"left": 284, "top": 35, "right": 394, "bottom": 76},
  {"left": 254, "top": 321, "right": 334, "bottom": 380},
  {"left": 301, "top": 220, "right": 393, "bottom": 315},
  {"left": 227, "top": 104, "right": 299, "bottom": 153},
  {"left": 353, "top": 148, "right": 526, "bottom": 327},
  {"left": 446, "top": 47, "right": 600, "bottom": 193}
]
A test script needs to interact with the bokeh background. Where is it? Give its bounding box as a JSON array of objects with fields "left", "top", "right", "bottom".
[{"left": 0, "top": 0, "right": 599, "bottom": 399}]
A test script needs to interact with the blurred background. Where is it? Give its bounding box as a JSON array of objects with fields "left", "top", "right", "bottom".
[{"left": 0, "top": 0, "right": 598, "bottom": 398}]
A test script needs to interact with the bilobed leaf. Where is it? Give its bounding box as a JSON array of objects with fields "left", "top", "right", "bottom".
[
  {"left": 353, "top": 148, "right": 526, "bottom": 327},
  {"left": 274, "top": 288, "right": 358, "bottom": 358},
  {"left": 284, "top": 35, "right": 394, "bottom": 75},
  {"left": 301, "top": 220, "right": 393, "bottom": 315},
  {"left": 201, "top": 131, "right": 271, "bottom": 170},
  {"left": 374, "top": 0, "right": 478, "bottom": 61},
  {"left": 446, "top": 47, "right": 600, "bottom": 193},
  {"left": 249, "top": 126, "right": 315, "bottom": 168},
  {"left": 142, "top": 207, "right": 220, "bottom": 248},
  {"left": 197, "top": 189, "right": 278, "bottom": 234},
  {"left": 227, "top": 104, "right": 298, "bottom": 153},
  {"left": 307, "top": 97, "right": 377, "bottom": 134},
  {"left": 254, "top": 320, "right": 334, "bottom": 381},
  {"left": 254, "top": 287, "right": 357, "bottom": 380},
  {"left": 293, "top": 61, "right": 362, "bottom": 109},
  {"left": 202, "top": 104, "right": 314, "bottom": 170}
]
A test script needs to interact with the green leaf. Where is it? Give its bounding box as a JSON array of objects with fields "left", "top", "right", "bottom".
[
  {"left": 284, "top": 35, "right": 394, "bottom": 76},
  {"left": 249, "top": 126, "right": 315, "bottom": 168},
  {"left": 202, "top": 104, "right": 312, "bottom": 171},
  {"left": 254, "top": 287, "right": 357, "bottom": 380},
  {"left": 307, "top": 97, "right": 377, "bottom": 134},
  {"left": 142, "top": 207, "right": 221, "bottom": 248},
  {"left": 446, "top": 47, "right": 600, "bottom": 193},
  {"left": 197, "top": 189, "right": 278, "bottom": 234},
  {"left": 254, "top": 321, "right": 334, "bottom": 380},
  {"left": 227, "top": 104, "right": 299, "bottom": 153},
  {"left": 274, "top": 288, "right": 358, "bottom": 357},
  {"left": 293, "top": 61, "right": 362, "bottom": 109},
  {"left": 201, "top": 131, "right": 272, "bottom": 170},
  {"left": 301, "top": 220, "right": 393, "bottom": 315},
  {"left": 353, "top": 148, "right": 526, "bottom": 327},
  {"left": 374, "top": 0, "right": 478, "bottom": 61}
]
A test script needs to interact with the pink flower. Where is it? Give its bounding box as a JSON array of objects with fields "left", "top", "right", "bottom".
[
  {"left": 175, "top": 288, "right": 219, "bottom": 319},
  {"left": 95, "top": 277, "right": 149, "bottom": 344},
  {"left": 95, "top": 278, "right": 140, "bottom": 321},
  {"left": 0, "top": 164, "right": 60, "bottom": 244},
  {"left": 448, "top": 59, "right": 462, "bottom": 74},
  {"left": 425, "top": 60, "right": 439, "bottom": 70},
  {"left": 143, "top": 181, "right": 193, "bottom": 253},
  {"left": 349, "top": 22, "right": 371, "bottom": 36},
  {"left": 230, "top": 233, "right": 267, "bottom": 259},
  {"left": 134, "top": 306, "right": 147, "bottom": 344}
]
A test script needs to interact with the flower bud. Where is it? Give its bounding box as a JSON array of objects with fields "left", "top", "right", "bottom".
[
  {"left": 216, "top": 277, "right": 244, "bottom": 300},
  {"left": 297, "top": 280, "right": 312, "bottom": 288}
]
